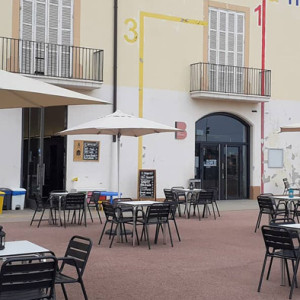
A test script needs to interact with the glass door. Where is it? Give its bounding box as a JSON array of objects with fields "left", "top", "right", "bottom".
[{"left": 199, "top": 143, "right": 244, "bottom": 199}]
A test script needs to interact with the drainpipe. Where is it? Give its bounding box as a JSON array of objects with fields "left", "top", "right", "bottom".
[
  {"left": 113, "top": 0, "right": 118, "bottom": 113},
  {"left": 113, "top": 0, "right": 118, "bottom": 142}
]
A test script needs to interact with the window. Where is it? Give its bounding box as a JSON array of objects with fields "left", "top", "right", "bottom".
[
  {"left": 208, "top": 7, "right": 245, "bottom": 93},
  {"left": 20, "top": 0, "right": 73, "bottom": 77}
]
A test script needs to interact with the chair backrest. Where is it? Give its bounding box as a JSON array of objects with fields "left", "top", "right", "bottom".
[
  {"left": 257, "top": 194, "right": 275, "bottom": 213},
  {"left": 164, "top": 189, "right": 175, "bottom": 201},
  {"left": 197, "top": 191, "right": 214, "bottom": 203},
  {"left": 283, "top": 178, "right": 290, "bottom": 189},
  {"left": 0, "top": 256, "right": 57, "bottom": 299},
  {"left": 64, "top": 193, "right": 86, "bottom": 209},
  {"left": 102, "top": 201, "right": 117, "bottom": 220},
  {"left": 90, "top": 191, "right": 101, "bottom": 204},
  {"left": 63, "top": 235, "right": 93, "bottom": 277},
  {"left": 146, "top": 203, "right": 170, "bottom": 222},
  {"left": 261, "top": 225, "right": 299, "bottom": 258},
  {"left": 171, "top": 187, "right": 186, "bottom": 199}
]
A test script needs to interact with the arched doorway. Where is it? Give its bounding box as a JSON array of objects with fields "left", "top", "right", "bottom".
[{"left": 195, "top": 113, "right": 250, "bottom": 200}]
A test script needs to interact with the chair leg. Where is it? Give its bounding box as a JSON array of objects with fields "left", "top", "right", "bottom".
[
  {"left": 289, "top": 259, "right": 300, "bottom": 299},
  {"left": 255, "top": 212, "right": 262, "bottom": 232},
  {"left": 37, "top": 208, "right": 46, "bottom": 228},
  {"left": 167, "top": 222, "right": 173, "bottom": 247},
  {"left": 214, "top": 200, "right": 221, "bottom": 217},
  {"left": 78, "top": 276, "right": 88, "bottom": 300},
  {"left": 96, "top": 205, "right": 102, "bottom": 223},
  {"left": 30, "top": 208, "right": 38, "bottom": 226},
  {"left": 258, "top": 254, "right": 268, "bottom": 292},
  {"left": 98, "top": 221, "right": 108, "bottom": 245},
  {"left": 145, "top": 225, "right": 151, "bottom": 250},
  {"left": 172, "top": 219, "right": 181, "bottom": 241},
  {"left": 110, "top": 223, "right": 118, "bottom": 248},
  {"left": 61, "top": 283, "right": 68, "bottom": 300},
  {"left": 87, "top": 205, "right": 93, "bottom": 222}
]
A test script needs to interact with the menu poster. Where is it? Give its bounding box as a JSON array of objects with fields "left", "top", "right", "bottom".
[
  {"left": 73, "top": 140, "right": 100, "bottom": 162},
  {"left": 138, "top": 169, "right": 156, "bottom": 200},
  {"left": 83, "top": 141, "right": 99, "bottom": 161}
]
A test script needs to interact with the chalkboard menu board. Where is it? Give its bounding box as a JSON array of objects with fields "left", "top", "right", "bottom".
[
  {"left": 138, "top": 169, "right": 156, "bottom": 200},
  {"left": 83, "top": 141, "right": 99, "bottom": 161},
  {"left": 73, "top": 140, "right": 100, "bottom": 162}
]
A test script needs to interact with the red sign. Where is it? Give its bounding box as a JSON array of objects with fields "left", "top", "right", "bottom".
[{"left": 175, "top": 122, "right": 187, "bottom": 139}]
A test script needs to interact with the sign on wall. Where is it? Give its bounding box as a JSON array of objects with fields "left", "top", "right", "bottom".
[
  {"left": 73, "top": 140, "right": 100, "bottom": 162},
  {"left": 138, "top": 169, "right": 156, "bottom": 200}
]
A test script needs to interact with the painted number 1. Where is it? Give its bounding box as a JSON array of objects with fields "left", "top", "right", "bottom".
[
  {"left": 124, "top": 18, "right": 138, "bottom": 43},
  {"left": 254, "top": 5, "right": 262, "bottom": 26}
]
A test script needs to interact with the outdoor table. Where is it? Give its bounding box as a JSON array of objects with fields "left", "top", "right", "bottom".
[
  {"left": 119, "top": 200, "right": 157, "bottom": 247},
  {"left": 271, "top": 195, "right": 300, "bottom": 218},
  {"left": 0, "top": 240, "right": 49, "bottom": 261},
  {"left": 171, "top": 188, "right": 205, "bottom": 219}
]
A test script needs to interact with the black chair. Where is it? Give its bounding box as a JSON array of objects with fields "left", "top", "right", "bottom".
[
  {"left": 61, "top": 193, "right": 86, "bottom": 228},
  {"left": 283, "top": 178, "right": 300, "bottom": 196},
  {"left": 171, "top": 187, "right": 187, "bottom": 217},
  {"left": 0, "top": 255, "right": 57, "bottom": 300},
  {"left": 164, "top": 198, "right": 181, "bottom": 241},
  {"left": 98, "top": 202, "right": 135, "bottom": 248},
  {"left": 188, "top": 190, "right": 215, "bottom": 220},
  {"left": 258, "top": 225, "right": 300, "bottom": 299},
  {"left": 137, "top": 203, "right": 173, "bottom": 250},
  {"left": 52, "top": 235, "right": 92, "bottom": 300},
  {"left": 255, "top": 194, "right": 287, "bottom": 232},
  {"left": 30, "top": 194, "right": 55, "bottom": 227},
  {"left": 205, "top": 188, "right": 221, "bottom": 217},
  {"left": 87, "top": 191, "right": 102, "bottom": 223}
]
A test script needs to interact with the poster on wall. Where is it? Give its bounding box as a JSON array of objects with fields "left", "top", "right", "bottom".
[
  {"left": 73, "top": 140, "right": 100, "bottom": 162},
  {"left": 138, "top": 169, "right": 156, "bottom": 200}
]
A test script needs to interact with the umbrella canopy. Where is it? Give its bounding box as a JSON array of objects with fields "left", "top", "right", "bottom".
[
  {"left": 59, "top": 109, "right": 180, "bottom": 136},
  {"left": 280, "top": 123, "right": 300, "bottom": 133},
  {"left": 58, "top": 110, "right": 181, "bottom": 196},
  {"left": 0, "top": 69, "right": 109, "bottom": 108}
]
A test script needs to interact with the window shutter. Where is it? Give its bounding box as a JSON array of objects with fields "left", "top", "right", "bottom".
[
  {"left": 21, "top": 0, "right": 34, "bottom": 73},
  {"left": 35, "top": 0, "right": 46, "bottom": 74}
]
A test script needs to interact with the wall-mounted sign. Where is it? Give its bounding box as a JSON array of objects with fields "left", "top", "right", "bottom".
[
  {"left": 175, "top": 121, "right": 187, "bottom": 139},
  {"left": 204, "top": 159, "right": 217, "bottom": 167},
  {"left": 73, "top": 140, "right": 100, "bottom": 162}
]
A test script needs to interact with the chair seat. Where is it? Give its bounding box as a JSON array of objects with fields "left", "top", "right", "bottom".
[{"left": 55, "top": 272, "right": 78, "bottom": 284}]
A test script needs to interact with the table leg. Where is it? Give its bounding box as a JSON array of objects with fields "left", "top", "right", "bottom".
[
  {"left": 132, "top": 206, "right": 137, "bottom": 247},
  {"left": 281, "top": 258, "right": 286, "bottom": 286},
  {"left": 163, "top": 223, "right": 166, "bottom": 244}
]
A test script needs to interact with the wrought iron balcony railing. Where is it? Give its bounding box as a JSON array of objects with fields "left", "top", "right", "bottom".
[
  {"left": 190, "top": 62, "right": 271, "bottom": 97},
  {"left": 0, "top": 36, "right": 103, "bottom": 82}
]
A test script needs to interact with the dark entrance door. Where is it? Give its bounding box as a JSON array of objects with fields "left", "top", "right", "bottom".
[
  {"left": 22, "top": 107, "right": 66, "bottom": 206},
  {"left": 199, "top": 144, "right": 243, "bottom": 199},
  {"left": 195, "top": 113, "right": 249, "bottom": 200}
]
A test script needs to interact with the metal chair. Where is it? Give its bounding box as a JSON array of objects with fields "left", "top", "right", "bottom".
[
  {"left": 137, "top": 203, "right": 173, "bottom": 250},
  {"left": 283, "top": 178, "right": 300, "bottom": 196},
  {"left": 258, "top": 225, "right": 300, "bottom": 299},
  {"left": 30, "top": 194, "right": 55, "bottom": 227},
  {"left": 87, "top": 191, "right": 102, "bottom": 223},
  {"left": 52, "top": 235, "right": 92, "bottom": 300},
  {"left": 98, "top": 202, "right": 135, "bottom": 248},
  {"left": 0, "top": 255, "right": 57, "bottom": 300},
  {"left": 255, "top": 194, "right": 287, "bottom": 232},
  {"left": 171, "top": 187, "right": 187, "bottom": 217},
  {"left": 61, "top": 193, "right": 86, "bottom": 227},
  {"left": 164, "top": 198, "right": 181, "bottom": 241}
]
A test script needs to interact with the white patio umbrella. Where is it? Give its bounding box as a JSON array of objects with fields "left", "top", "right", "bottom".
[
  {"left": 280, "top": 123, "right": 300, "bottom": 133},
  {"left": 58, "top": 110, "right": 181, "bottom": 196},
  {"left": 0, "top": 69, "right": 109, "bottom": 108}
]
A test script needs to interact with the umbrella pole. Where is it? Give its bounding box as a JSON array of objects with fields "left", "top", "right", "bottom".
[{"left": 117, "top": 133, "right": 121, "bottom": 198}]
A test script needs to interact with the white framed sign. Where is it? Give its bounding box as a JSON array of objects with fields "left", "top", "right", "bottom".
[{"left": 268, "top": 148, "right": 283, "bottom": 168}]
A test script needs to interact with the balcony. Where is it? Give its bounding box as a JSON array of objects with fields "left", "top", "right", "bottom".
[
  {"left": 190, "top": 62, "right": 271, "bottom": 103},
  {"left": 0, "top": 36, "right": 103, "bottom": 90}
]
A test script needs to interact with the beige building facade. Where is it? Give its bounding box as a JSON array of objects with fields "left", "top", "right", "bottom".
[{"left": 0, "top": 0, "right": 298, "bottom": 202}]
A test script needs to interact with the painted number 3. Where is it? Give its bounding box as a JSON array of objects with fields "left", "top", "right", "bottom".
[{"left": 124, "top": 18, "right": 138, "bottom": 43}]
